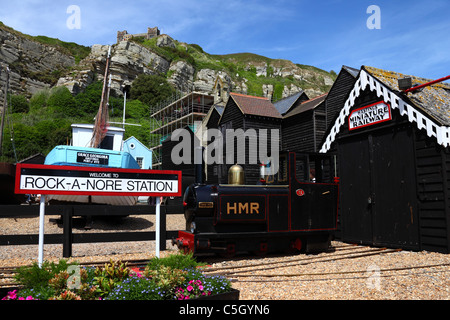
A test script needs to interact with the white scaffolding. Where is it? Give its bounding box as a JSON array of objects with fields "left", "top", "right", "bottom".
[{"left": 150, "top": 91, "right": 214, "bottom": 168}]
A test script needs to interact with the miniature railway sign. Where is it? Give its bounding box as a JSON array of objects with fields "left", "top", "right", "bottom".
[
  {"left": 348, "top": 101, "right": 392, "bottom": 131},
  {"left": 15, "top": 164, "right": 182, "bottom": 265}
]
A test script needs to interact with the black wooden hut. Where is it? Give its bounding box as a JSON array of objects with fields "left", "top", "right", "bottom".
[
  {"left": 282, "top": 93, "right": 328, "bottom": 152},
  {"left": 161, "top": 125, "right": 199, "bottom": 207},
  {"left": 214, "top": 92, "right": 282, "bottom": 185},
  {"left": 324, "top": 66, "right": 360, "bottom": 130},
  {"left": 321, "top": 65, "right": 450, "bottom": 253},
  {"left": 203, "top": 105, "right": 224, "bottom": 184}
]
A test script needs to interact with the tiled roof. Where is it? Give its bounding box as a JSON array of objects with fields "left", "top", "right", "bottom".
[
  {"left": 284, "top": 93, "right": 327, "bottom": 118},
  {"left": 273, "top": 91, "right": 306, "bottom": 115},
  {"left": 230, "top": 92, "right": 282, "bottom": 119},
  {"left": 364, "top": 66, "right": 450, "bottom": 126}
]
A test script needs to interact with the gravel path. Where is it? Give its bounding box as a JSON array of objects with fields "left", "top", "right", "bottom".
[{"left": 0, "top": 213, "right": 449, "bottom": 300}]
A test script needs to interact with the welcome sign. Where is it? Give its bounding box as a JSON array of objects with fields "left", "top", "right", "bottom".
[
  {"left": 15, "top": 164, "right": 181, "bottom": 197},
  {"left": 348, "top": 101, "right": 392, "bottom": 131}
]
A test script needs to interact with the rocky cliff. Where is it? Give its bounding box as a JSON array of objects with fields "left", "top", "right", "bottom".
[
  {"left": 1, "top": 24, "right": 335, "bottom": 103},
  {"left": 0, "top": 24, "right": 76, "bottom": 97}
]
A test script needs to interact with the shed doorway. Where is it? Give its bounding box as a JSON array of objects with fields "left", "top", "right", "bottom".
[{"left": 338, "top": 124, "right": 419, "bottom": 249}]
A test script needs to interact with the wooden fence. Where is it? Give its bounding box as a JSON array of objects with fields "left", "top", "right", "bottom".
[{"left": 0, "top": 204, "right": 182, "bottom": 258}]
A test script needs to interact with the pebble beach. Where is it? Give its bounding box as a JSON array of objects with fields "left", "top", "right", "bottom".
[{"left": 0, "top": 213, "right": 449, "bottom": 300}]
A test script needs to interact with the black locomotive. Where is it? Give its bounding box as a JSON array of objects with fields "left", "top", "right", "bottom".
[{"left": 173, "top": 152, "right": 339, "bottom": 257}]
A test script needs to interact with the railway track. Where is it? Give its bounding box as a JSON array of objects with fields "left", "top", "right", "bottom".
[
  {"left": 1, "top": 244, "right": 449, "bottom": 289},
  {"left": 201, "top": 245, "right": 450, "bottom": 284}
]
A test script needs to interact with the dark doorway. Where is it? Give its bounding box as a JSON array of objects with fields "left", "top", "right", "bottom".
[{"left": 338, "top": 125, "right": 419, "bottom": 249}]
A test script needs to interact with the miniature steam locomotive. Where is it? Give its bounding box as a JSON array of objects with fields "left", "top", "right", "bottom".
[{"left": 173, "top": 152, "right": 339, "bottom": 257}]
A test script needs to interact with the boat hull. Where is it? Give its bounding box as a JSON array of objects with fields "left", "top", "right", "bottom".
[{"left": 44, "top": 146, "right": 141, "bottom": 206}]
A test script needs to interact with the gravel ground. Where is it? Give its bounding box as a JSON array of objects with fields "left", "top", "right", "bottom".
[{"left": 0, "top": 213, "right": 449, "bottom": 300}]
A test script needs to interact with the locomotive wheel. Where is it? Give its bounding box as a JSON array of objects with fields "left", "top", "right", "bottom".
[
  {"left": 285, "top": 238, "right": 302, "bottom": 254},
  {"left": 219, "top": 243, "right": 236, "bottom": 258},
  {"left": 251, "top": 242, "right": 268, "bottom": 256}
]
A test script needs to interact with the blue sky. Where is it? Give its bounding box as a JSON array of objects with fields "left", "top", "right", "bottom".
[{"left": 1, "top": 0, "right": 449, "bottom": 80}]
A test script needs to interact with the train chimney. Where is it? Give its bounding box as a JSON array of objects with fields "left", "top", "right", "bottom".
[{"left": 228, "top": 164, "right": 244, "bottom": 185}]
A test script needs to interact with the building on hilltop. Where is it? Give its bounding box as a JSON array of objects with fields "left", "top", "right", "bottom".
[{"left": 117, "top": 27, "right": 160, "bottom": 43}]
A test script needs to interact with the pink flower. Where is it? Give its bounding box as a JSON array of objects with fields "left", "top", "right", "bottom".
[
  {"left": 2, "top": 290, "right": 17, "bottom": 300},
  {"left": 130, "top": 267, "right": 143, "bottom": 278},
  {"left": 187, "top": 285, "right": 194, "bottom": 292},
  {"left": 198, "top": 285, "right": 204, "bottom": 291}
]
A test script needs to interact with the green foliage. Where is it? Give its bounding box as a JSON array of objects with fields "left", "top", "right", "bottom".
[
  {"left": 32, "top": 35, "right": 91, "bottom": 64},
  {"left": 74, "top": 80, "right": 103, "bottom": 114},
  {"left": 29, "top": 88, "right": 50, "bottom": 112},
  {"left": 7, "top": 253, "right": 232, "bottom": 300},
  {"left": 144, "top": 266, "right": 187, "bottom": 291},
  {"left": 130, "top": 74, "right": 176, "bottom": 107},
  {"left": 46, "top": 86, "right": 78, "bottom": 116},
  {"left": 9, "top": 94, "right": 29, "bottom": 113},
  {"left": 132, "top": 37, "right": 196, "bottom": 67},
  {"left": 14, "top": 259, "right": 75, "bottom": 289},
  {"left": 146, "top": 251, "right": 205, "bottom": 271},
  {"left": 125, "top": 99, "right": 149, "bottom": 119},
  {"left": 92, "top": 260, "right": 130, "bottom": 297}
]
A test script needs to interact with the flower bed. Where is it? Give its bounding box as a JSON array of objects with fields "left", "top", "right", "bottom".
[{"left": 2, "top": 253, "right": 236, "bottom": 301}]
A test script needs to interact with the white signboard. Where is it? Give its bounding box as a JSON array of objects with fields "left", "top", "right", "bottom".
[
  {"left": 348, "top": 101, "right": 392, "bottom": 131},
  {"left": 15, "top": 164, "right": 181, "bottom": 197}
]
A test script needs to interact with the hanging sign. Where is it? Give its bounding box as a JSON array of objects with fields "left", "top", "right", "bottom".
[
  {"left": 348, "top": 101, "right": 392, "bottom": 131},
  {"left": 76, "top": 152, "right": 109, "bottom": 165},
  {"left": 15, "top": 164, "right": 181, "bottom": 197}
]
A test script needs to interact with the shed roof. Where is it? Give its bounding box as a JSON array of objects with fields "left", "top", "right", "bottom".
[
  {"left": 273, "top": 91, "right": 307, "bottom": 115},
  {"left": 321, "top": 65, "right": 450, "bottom": 152},
  {"left": 229, "top": 92, "right": 282, "bottom": 119},
  {"left": 364, "top": 66, "right": 450, "bottom": 126},
  {"left": 284, "top": 93, "right": 327, "bottom": 118}
]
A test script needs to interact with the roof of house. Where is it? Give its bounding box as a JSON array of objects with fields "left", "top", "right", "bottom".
[
  {"left": 124, "top": 136, "right": 151, "bottom": 151},
  {"left": 342, "top": 65, "right": 360, "bottom": 78},
  {"left": 273, "top": 91, "right": 308, "bottom": 115},
  {"left": 284, "top": 93, "right": 328, "bottom": 118},
  {"left": 229, "top": 92, "right": 282, "bottom": 119},
  {"left": 364, "top": 66, "right": 450, "bottom": 126},
  {"left": 321, "top": 65, "right": 450, "bottom": 152}
]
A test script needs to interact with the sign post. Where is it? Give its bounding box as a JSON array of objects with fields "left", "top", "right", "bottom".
[
  {"left": 155, "top": 196, "right": 161, "bottom": 258},
  {"left": 15, "top": 164, "right": 181, "bottom": 265},
  {"left": 38, "top": 195, "right": 46, "bottom": 267}
]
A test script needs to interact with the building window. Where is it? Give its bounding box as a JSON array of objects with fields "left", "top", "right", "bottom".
[{"left": 136, "top": 157, "right": 144, "bottom": 168}]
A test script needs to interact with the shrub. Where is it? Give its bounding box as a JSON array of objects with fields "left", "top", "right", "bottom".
[
  {"left": 144, "top": 266, "right": 187, "bottom": 290},
  {"left": 10, "top": 94, "right": 30, "bottom": 113},
  {"left": 91, "top": 260, "right": 130, "bottom": 297},
  {"left": 130, "top": 74, "right": 176, "bottom": 107},
  {"left": 6, "top": 253, "right": 232, "bottom": 301},
  {"left": 146, "top": 251, "right": 205, "bottom": 270},
  {"left": 14, "top": 260, "right": 75, "bottom": 289},
  {"left": 46, "top": 86, "right": 78, "bottom": 116}
]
